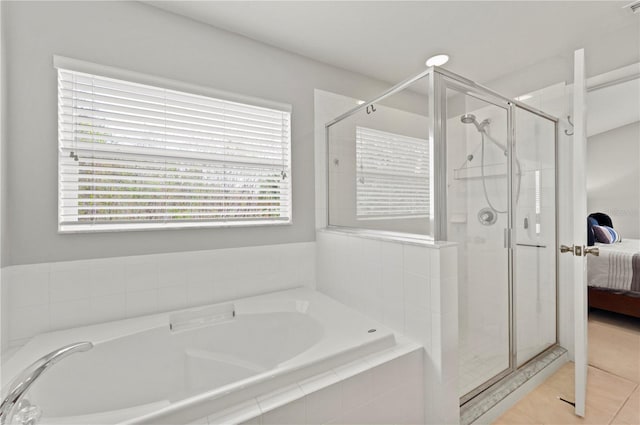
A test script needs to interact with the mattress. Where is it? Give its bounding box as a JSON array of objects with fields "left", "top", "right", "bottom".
[{"left": 587, "top": 238, "right": 640, "bottom": 293}]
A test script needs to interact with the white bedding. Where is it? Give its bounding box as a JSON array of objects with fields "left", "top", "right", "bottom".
[{"left": 587, "top": 238, "right": 640, "bottom": 293}]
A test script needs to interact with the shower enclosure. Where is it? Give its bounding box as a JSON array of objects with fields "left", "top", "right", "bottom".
[{"left": 325, "top": 67, "right": 558, "bottom": 404}]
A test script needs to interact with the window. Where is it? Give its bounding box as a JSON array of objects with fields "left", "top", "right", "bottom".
[
  {"left": 356, "top": 127, "right": 429, "bottom": 219},
  {"left": 58, "top": 67, "right": 291, "bottom": 232}
]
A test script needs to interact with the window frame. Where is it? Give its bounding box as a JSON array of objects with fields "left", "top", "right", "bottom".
[{"left": 55, "top": 56, "right": 293, "bottom": 233}]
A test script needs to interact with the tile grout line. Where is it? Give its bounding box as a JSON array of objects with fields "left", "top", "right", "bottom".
[
  {"left": 588, "top": 362, "right": 640, "bottom": 385},
  {"left": 496, "top": 313, "right": 639, "bottom": 424},
  {"left": 607, "top": 382, "right": 639, "bottom": 425}
]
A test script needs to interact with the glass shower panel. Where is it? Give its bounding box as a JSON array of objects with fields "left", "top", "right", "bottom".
[
  {"left": 445, "top": 87, "right": 511, "bottom": 399},
  {"left": 326, "top": 77, "right": 432, "bottom": 236},
  {"left": 514, "top": 107, "right": 557, "bottom": 366}
]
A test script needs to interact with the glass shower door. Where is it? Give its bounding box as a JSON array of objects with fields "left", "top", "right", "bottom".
[
  {"left": 514, "top": 106, "right": 557, "bottom": 366},
  {"left": 444, "top": 84, "right": 513, "bottom": 401}
]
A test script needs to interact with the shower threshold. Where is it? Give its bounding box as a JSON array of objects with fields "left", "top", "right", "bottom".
[{"left": 460, "top": 345, "right": 567, "bottom": 425}]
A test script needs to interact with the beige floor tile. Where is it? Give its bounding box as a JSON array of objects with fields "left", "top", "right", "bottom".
[
  {"left": 613, "top": 386, "right": 640, "bottom": 425},
  {"left": 541, "top": 362, "right": 637, "bottom": 414},
  {"left": 541, "top": 362, "right": 575, "bottom": 399},
  {"left": 589, "top": 320, "right": 640, "bottom": 383},
  {"left": 494, "top": 309, "right": 640, "bottom": 425},
  {"left": 493, "top": 406, "right": 541, "bottom": 424},
  {"left": 506, "top": 382, "right": 613, "bottom": 425}
]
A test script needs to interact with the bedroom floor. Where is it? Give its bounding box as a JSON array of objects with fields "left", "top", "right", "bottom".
[{"left": 494, "top": 309, "right": 640, "bottom": 424}]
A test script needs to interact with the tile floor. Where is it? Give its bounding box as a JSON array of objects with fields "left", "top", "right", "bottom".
[{"left": 494, "top": 309, "right": 640, "bottom": 424}]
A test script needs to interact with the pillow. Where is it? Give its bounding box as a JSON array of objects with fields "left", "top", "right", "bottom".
[
  {"left": 593, "top": 225, "right": 619, "bottom": 244},
  {"left": 605, "top": 226, "right": 620, "bottom": 243}
]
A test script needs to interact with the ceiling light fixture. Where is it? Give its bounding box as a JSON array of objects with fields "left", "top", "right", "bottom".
[
  {"left": 425, "top": 54, "right": 449, "bottom": 67},
  {"left": 515, "top": 94, "right": 533, "bottom": 101}
]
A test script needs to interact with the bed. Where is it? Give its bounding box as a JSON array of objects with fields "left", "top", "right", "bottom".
[{"left": 587, "top": 238, "right": 640, "bottom": 318}]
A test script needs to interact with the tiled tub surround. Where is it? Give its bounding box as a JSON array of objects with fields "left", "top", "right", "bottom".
[
  {"left": 188, "top": 345, "right": 424, "bottom": 425},
  {"left": 316, "top": 229, "right": 460, "bottom": 424},
  {"left": 1, "top": 242, "right": 315, "bottom": 351},
  {"left": 3, "top": 288, "right": 423, "bottom": 425}
]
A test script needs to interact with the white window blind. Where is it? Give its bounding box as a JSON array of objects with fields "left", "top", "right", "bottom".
[
  {"left": 58, "top": 68, "right": 291, "bottom": 232},
  {"left": 356, "top": 127, "right": 429, "bottom": 219}
]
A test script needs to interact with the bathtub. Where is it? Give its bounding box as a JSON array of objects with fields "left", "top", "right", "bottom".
[{"left": 2, "top": 288, "right": 397, "bottom": 424}]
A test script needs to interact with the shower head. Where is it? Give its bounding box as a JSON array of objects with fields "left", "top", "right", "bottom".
[
  {"left": 461, "top": 114, "right": 490, "bottom": 132},
  {"left": 461, "top": 114, "right": 477, "bottom": 124}
]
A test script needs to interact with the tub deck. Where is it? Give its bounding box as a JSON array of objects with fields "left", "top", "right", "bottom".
[{"left": 2, "top": 288, "right": 398, "bottom": 424}]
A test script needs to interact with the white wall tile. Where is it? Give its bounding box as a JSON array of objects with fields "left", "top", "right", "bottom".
[
  {"left": 50, "top": 268, "right": 91, "bottom": 302},
  {"left": 187, "top": 281, "right": 216, "bottom": 306},
  {"left": 8, "top": 268, "right": 49, "bottom": 307},
  {"left": 90, "top": 263, "right": 126, "bottom": 297},
  {"left": 157, "top": 256, "right": 187, "bottom": 288},
  {"left": 361, "top": 238, "right": 381, "bottom": 259},
  {"left": 440, "top": 246, "right": 458, "bottom": 280},
  {"left": 2, "top": 241, "right": 316, "bottom": 346},
  {"left": 124, "top": 260, "right": 158, "bottom": 292},
  {"left": 304, "top": 383, "right": 342, "bottom": 425},
  {"left": 50, "top": 299, "right": 92, "bottom": 331},
  {"left": 405, "top": 306, "right": 432, "bottom": 349},
  {"left": 381, "top": 303, "right": 405, "bottom": 334},
  {"left": 260, "top": 397, "right": 305, "bottom": 425},
  {"left": 258, "top": 385, "right": 306, "bottom": 425},
  {"left": 315, "top": 230, "right": 458, "bottom": 424},
  {"left": 371, "top": 355, "right": 404, "bottom": 394},
  {"left": 339, "top": 368, "right": 375, "bottom": 413},
  {"left": 10, "top": 304, "right": 50, "bottom": 340},
  {"left": 403, "top": 271, "right": 430, "bottom": 311},
  {"left": 126, "top": 289, "right": 158, "bottom": 318},
  {"left": 380, "top": 241, "right": 403, "bottom": 269},
  {"left": 90, "top": 293, "right": 126, "bottom": 324},
  {"left": 403, "top": 244, "right": 430, "bottom": 277},
  {"left": 157, "top": 285, "right": 189, "bottom": 312}
]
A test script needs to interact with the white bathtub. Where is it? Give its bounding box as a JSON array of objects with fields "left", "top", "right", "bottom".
[{"left": 2, "top": 288, "right": 396, "bottom": 424}]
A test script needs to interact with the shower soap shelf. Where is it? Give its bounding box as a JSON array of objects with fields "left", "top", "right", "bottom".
[{"left": 453, "top": 163, "right": 507, "bottom": 180}]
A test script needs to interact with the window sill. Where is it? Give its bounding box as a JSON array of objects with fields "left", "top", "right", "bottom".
[
  {"left": 58, "top": 219, "right": 292, "bottom": 234},
  {"left": 356, "top": 214, "right": 429, "bottom": 221}
]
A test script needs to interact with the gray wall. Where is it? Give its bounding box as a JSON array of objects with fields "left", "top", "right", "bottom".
[
  {"left": 3, "top": 1, "right": 424, "bottom": 266},
  {"left": 587, "top": 121, "right": 640, "bottom": 239}
]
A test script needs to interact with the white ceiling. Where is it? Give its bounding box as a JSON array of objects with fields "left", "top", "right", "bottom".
[
  {"left": 588, "top": 78, "right": 640, "bottom": 137},
  {"left": 145, "top": 1, "right": 638, "bottom": 87}
]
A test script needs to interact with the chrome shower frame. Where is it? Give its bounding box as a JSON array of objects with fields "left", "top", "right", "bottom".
[{"left": 325, "top": 66, "right": 560, "bottom": 406}]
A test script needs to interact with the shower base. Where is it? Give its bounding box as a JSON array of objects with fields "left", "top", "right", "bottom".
[
  {"left": 460, "top": 345, "right": 567, "bottom": 425},
  {"left": 458, "top": 328, "right": 510, "bottom": 397},
  {"left": 459, "top": 349, "right": 508, "bottom": 397}
]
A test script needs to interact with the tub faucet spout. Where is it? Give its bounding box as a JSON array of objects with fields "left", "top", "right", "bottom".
[{"left": 0, "top": 341, "right": 93, "bottom": 425}]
